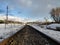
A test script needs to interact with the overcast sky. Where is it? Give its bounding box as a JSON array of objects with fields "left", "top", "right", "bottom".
[{"left": 0, "top": 0, "right": 60, "bottom": 21}]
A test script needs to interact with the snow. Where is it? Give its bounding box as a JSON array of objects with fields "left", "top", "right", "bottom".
[
  {"left": 37, "top": 23, "right": 60, "bottom": 29},
  {"left": 47, "top": 23, "right": 60, "bottom": 29},
  {"left": 0, "top": 24, "right": 24, "bottom": 42},
  {"left": 30, "top": 24, "right": 60, "bottom": 43}
]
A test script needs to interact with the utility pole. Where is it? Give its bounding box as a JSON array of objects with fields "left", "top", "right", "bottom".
[
  {"left": 6, "top": 6, "right": 8, "bottom": 24},
  {"left": 5, "top": 6, "right": 8, "bottom": 29}
]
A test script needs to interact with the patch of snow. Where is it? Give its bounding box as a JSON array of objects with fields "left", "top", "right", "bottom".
[
  {"left": 0, "top": 24, "right": 24, "bottom": 42},
  {"left": 47, "top": 23, "right": 60, "bottom": 29},
  {"left": 30, "top": 24, "right": 60, "bottom": 43}
]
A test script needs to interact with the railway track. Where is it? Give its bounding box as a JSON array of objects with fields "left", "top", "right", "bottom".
[{"left": 0, "top": 25, "right": 60, "bottom": 45}]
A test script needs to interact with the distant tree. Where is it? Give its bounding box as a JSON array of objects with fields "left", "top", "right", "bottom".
[
  {"left": 0, "top": 20, "right": 4, "bottom": 23},
  {"left": 50, "top": 8, "right": 60, "bottom": 22}
]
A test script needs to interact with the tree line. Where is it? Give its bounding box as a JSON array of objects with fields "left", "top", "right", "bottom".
[{"left": 0, "top": 20, "right": 23, "bottom": 24}]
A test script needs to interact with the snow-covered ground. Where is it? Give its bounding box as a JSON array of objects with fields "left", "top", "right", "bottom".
[
  {"left": 30, "top": 24, "right": 60, "bottom": 43},
  {"left": 0, "top": 24, "right": 24, "bottom": 42},
  {"left": 47, "top": 23, "right": 60, "bottom": 29},
  {"left": 37, "top": 23, "right": 60, "bottom": 30}
]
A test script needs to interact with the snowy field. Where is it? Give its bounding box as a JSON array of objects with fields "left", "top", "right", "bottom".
[
  {"left": 47, "top": 23, "right": 60, "bottom": 29},
  {"left": 37, "top": 23, "right": 60, "bottom": 30},
  {"left": 0, "top": 24, "right": 24, "bottom": 42},
  {"left": 30, "top": 24, "right": 60, "bottom": 43}
]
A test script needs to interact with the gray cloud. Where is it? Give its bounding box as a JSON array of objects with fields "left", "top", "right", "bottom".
[{"left": 0, "top": 0, "right": 60, "bottom": 19}]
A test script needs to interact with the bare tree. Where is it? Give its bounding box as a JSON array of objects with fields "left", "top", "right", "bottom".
[{"left": 50, "top": 8, "right": 60, "bottom": 23}]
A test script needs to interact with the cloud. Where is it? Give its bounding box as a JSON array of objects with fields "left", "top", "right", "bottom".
[
  {"left": 12, "top": 0, "right": 60, "bottom": 18},
  {"left": 10, "top": 0, "right": 32, "bottom": 8},
  {"left": 0, "top": 14, "right": 24, "bottom": 22},
  {"left": 47, "top": 4, "right": 52, "bottom": 9},
  {"left": 0, "top": 0, "right": 60, "bottom": 20},
  {"left": 0, "top": 14, "right": 35, "bottom": 22},
  {"left": 47, "top": 4, "right": 57, "bottom": 10}
]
